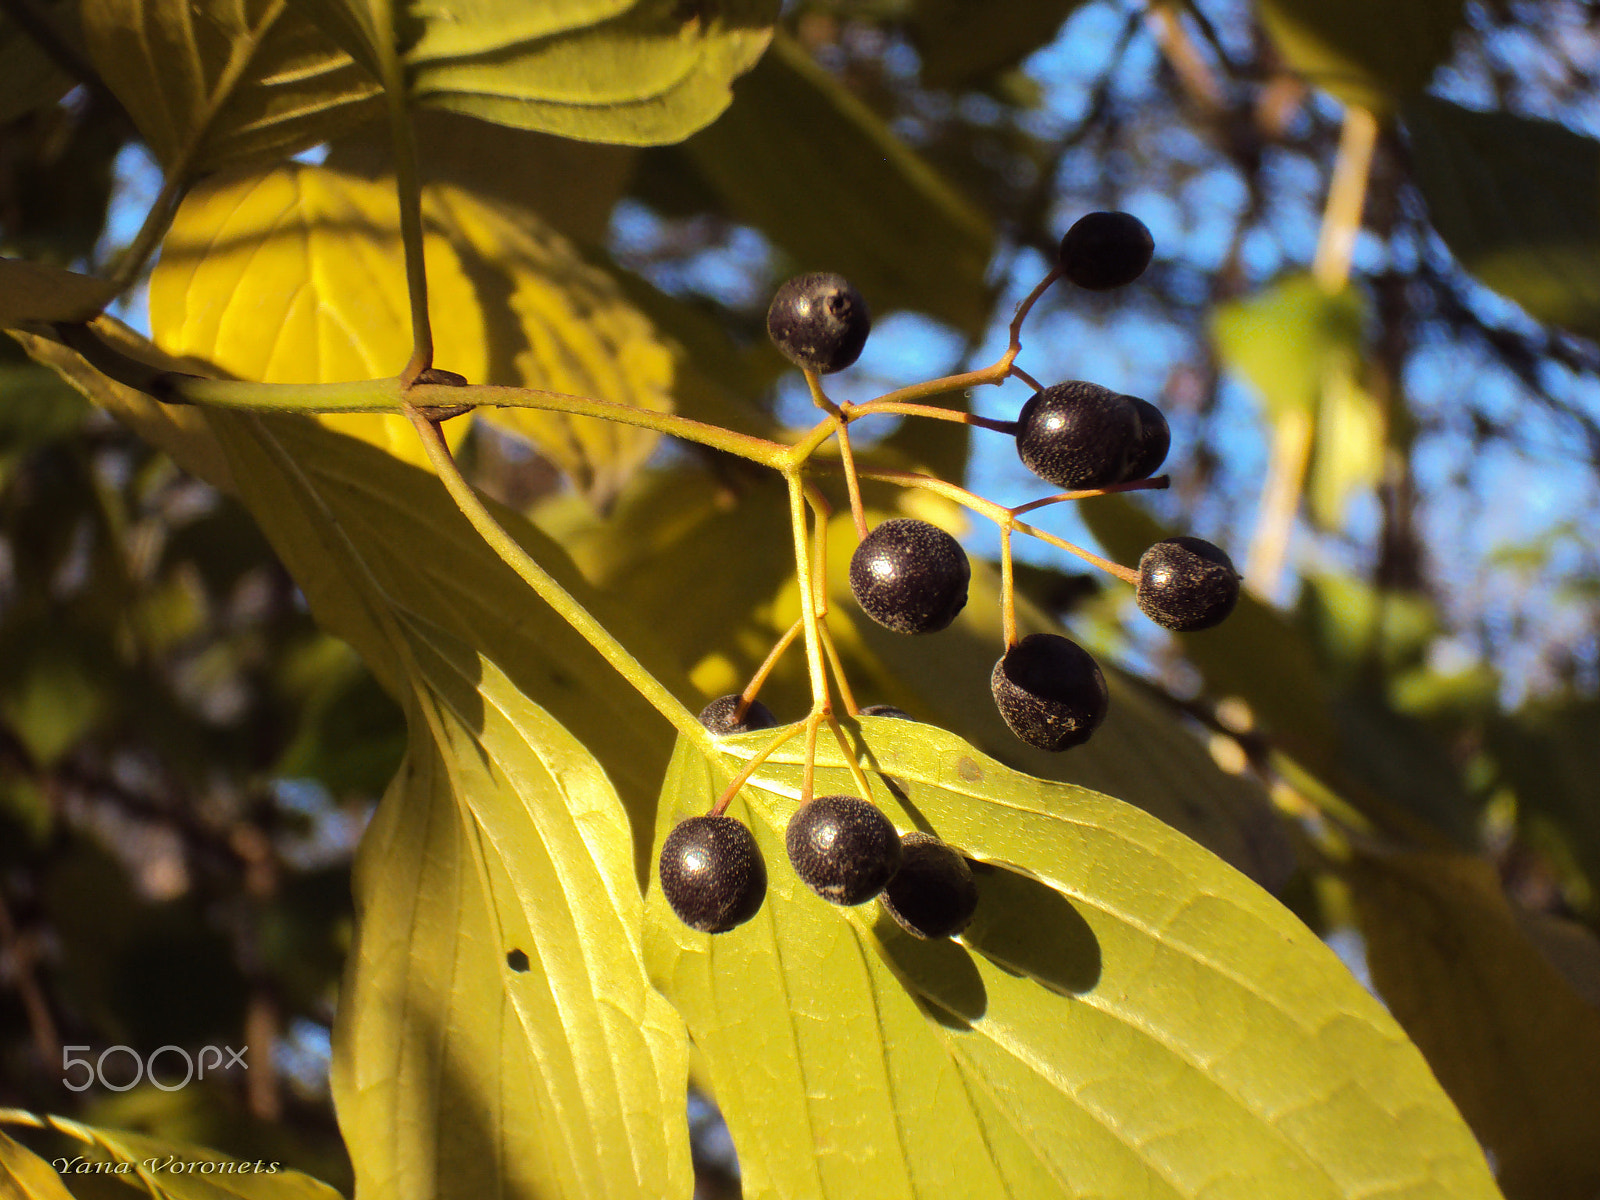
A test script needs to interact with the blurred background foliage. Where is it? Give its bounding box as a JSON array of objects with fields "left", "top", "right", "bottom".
[{"left": 4, "top": 0, "right": 1600, "bottom": 1195}]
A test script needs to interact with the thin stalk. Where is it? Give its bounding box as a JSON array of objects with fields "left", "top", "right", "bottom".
[
  {"left": 833, "top": 418, "right": 869, "bottom": 539},
  {"left": 1009, "top": 364, "right": 1046, "bottom": 393},
  {"left": 825, "top": 716, "right": 876, "bottom": 804},
  {"left": 787, "top": 472, "right": 832, "bottom": 711},
  {"left": 404, "top": 404, "right": 715, "bottom": 757},
  {"left": 1006, "top": 265, "right": 1062, "bottom": 352},
  {"left": 711, "top": 722, "right": 806, "bottom": 816},
  {"left": 818, "top": 621, "right": 859, "bottom": 717},
  {"left": 742, "top": 619, "right": 804, "bottom": 711},
  {"left": 151, "top": 373, "right": 788, "bottom": 466},
  {"left": 999, "top": 523, "right": 1018, "bottom": 647},
  {"left": 1009, "top": 475, "right": 1170, "bottom": 516},
  {"left": 801, "top": 713, "right": 822, "bottom": 805},
  {"left": 852, "top": 401, "right": 1018, "bottom": 435}
]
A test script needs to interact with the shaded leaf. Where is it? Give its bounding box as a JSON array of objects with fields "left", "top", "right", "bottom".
[
  {"left": 149, "top": 164, "right": 676, "bottom": 500},
  {"left": 1349, "top": 850, "right": 1600, "bottom": 1200},
  {"left": 0, "top": 1126, "right": 77, "bottom": 1200},
  {"left": 79, "top": 0, "right": 380, "bottom": 173},
  {"left": 0, "top": 7, "right": 75, "bottom": 122},
  {"left": 1406, "top": 95, "right": 1600, "bottom": 342},
  {"left": 1256, "top": 0, "right": 1465, "bottom": 114},
  {"left": 646, "top": 724, "right": 1502, "bottom": 1199},
  {"left": 908, "top": 0, "right": 1089, "bottom": 88},
  {"left": 678, "top": 32, "right": 996, "bottom": 335},
  {"left": 0, "top": 259, "right": 120, "bottom": 324}
]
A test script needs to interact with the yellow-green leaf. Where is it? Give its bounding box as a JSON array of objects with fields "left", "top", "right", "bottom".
[
  {"left": 1256, "top": 0, "right": 1465, "bottom": 115},
  {"left": 1350, "top": 850, "right": 1600, "bottom": 1200},
  {"left": 1405, "top": 95, "right": 1600, "bottom": 343},
  {"left": 646, "top": 724, "right": 1503, "bottom": 1199},
  {"left": 679, "top": 32, "right": 996, "bottom": 335},
  {"left": 0, "top": 259, "right": 119, "bottom": 324},
  {"left": 149, "top": 164, "right": 676, "bottom": 498},
  {"left": 0, "top": 1109, "right": 341, "bottom": 1198},
  {"left": 0, "top": 1127, "right": 75, "bottom": 1200},
  {"left": 79, "top": 0, "right": 380, "bottom": 173},
  {"left": 333, "top": 632, "right": 691, "bottom": 1200}
]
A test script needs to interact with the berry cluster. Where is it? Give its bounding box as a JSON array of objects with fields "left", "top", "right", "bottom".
[{"left": 659, "top": 211, "right": 1241, "bottom": 934}]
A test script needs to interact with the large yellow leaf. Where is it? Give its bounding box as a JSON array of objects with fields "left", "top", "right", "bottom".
[
  {"left": 148, "top": 164, "right": 675, "bottom": 498},
  {"left": 12, "top": 323, "right": 700, "bottom": 1199},
  {"left": 1350, "top": 850, "right": 1600, "bottom": 1200},
  {"left": 646, "top": 723, "right": 1504, "bottom": 1199},
  {"left": 79, "top": 0, "right": 380, "bottom": 172}
]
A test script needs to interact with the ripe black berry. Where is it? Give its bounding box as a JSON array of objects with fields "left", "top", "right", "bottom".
[
  {"left": 991, "top": 633, "right": 1109, "bottom": 751},
  {"left": 849, "top": 518, "right": 970, "bottom": 634},
  {"left": 766, "top": 273, "right": 871, "bottom": 374},
  {"left": 880, "top": 832, "right": 979, "bottom": 940},
  {"left": 699, "top": 694, "right": 779, "bottom": 736},
  {"left": 1120, "top": 395, "right": 1170, "bottom": 482},
  {"left": 659, "top": 815, "right": 767, "bottom": 932},
  {"left": 1058, "top": 211, "right": 1154, "bottom": 291},
  {"left": 1136, "top": 537, "right": 1240, "bottom": 632},
  {"left": 786, "top": 795, "right": 901, "bottom": 905},
  {"left": 859, "top": 704, "right": 912, "bottom": 719},
  {"left": 1015, "top": 382, "right": 1141, "bottom": 490}
]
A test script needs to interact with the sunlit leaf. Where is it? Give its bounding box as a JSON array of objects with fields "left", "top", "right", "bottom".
[
  {"left": 79, "top": 0, "right": 380, "bottom": 173},
  {"left": 1350, "top": 850, "right": 1600, "bottom": 1200},
  {"left": 1406, "top": 95, "right": 1600, "bottom": 342},
  {"left": 646, "top": 723, "right": 1503, "bottom": 1199},
  {"left": 149, "top": 164, "right": 676, "bottom": 499},
  {"left": 333, "top": 634, "right": 692, "bottom": 1200},
  {"left": 0, "top": 259, "right": 120, "bottom": 324},
  {"left": 1256, "top": 0, "right": 1465, "bottom": 114},
  {"left": 0, "top": 1109, "right": 340, "bottom": 1198},
  {"left": 676, "top": 32, "right": 996, "bottom": 334}
]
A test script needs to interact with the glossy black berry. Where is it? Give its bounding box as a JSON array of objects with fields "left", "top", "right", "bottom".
[
  {"left": 1120, "top": 395, "right": 1170, "bottom": 482},
  {"left": 786, "top": 795, "right": 902, "bottom": 905},
  {"left": 699, "top": 694, "right": 779, "bottom": 736},
  {"left": 1136, "top": 537, "right": 1240, "bottom": 632},
  {"left": 859, "top": 704, "right": 913, "bottom": 719},
  {"left": 659, "top": 815, "right": 767, "bottom": 932},
  {"left": 880, "top": 832, "right": 979, "bottom": 940},
  {"left": 1015, "top": 382, "right": 1141, "bottom": 490},
  {"left": 991, "top": 633, "right": 1109, "bottom": 751},
  {"left": 1058, "top": 211, "right": 1154, "bottom": 291},
  {"left": 766, "top": 273, "right": 871, "bottom": 374},
  {"left": 849, "top": 519, "right": 970, "bottom": 634}
]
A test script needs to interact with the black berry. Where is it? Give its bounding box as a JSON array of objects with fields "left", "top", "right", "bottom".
[
  {"left": 849, "top": 518, "right": 970, "bottom": 635},
  {"left": 1120, "top": 395, "right": 1170, "bottom": 482},
  {"left": 859, "top": 704, "right": 913, "bottom": 719},
  {"left": 1015, "top": 382, "right": 1141, "bottom": 490},
  {"left": 1136, "top": 537, "right": 1240, "bottom": 632},
  {"left": 880, "top": 832, "right": 979, "bottom": 939},
  {"left": 699, "top": 694, "right": 779, "bottom": 736},
  {"left": 659, "top": 815, "right": 767, "bottom": 932},
  {"left": 1058, "top": 211, "right": 1154, "bottom": 291},
  {"left": 991, "top": 633, "right": 1109, "bottom": 751},
  {"left": 766, "top": 273, "right": 871, "bottom": 374},
  {"left": 786, "top": 795, "right": 901, "bottom": 905}
]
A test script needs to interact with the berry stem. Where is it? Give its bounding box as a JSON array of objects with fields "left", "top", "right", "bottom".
[
  {"left": 800, "top": 372, "right": 870, "bottom": 542},
  {"left": 1008, "top": 475, "right": 1170, "bottom": 516},
  {"left": 787, "top": 471, "right": 833, "bottom": 714},
  {"left": 1009, "top": 364, "right": 1046, "bottom": 393},
  {"left": 742, "top": 618, "right": 805, "bottom": 713},
  {"left": 801, "top": 711, "right": 823, "bottom": 805},
  {"left": 711, "top": 721, "right": 806, "bottom": 816},
  {"left": 825, "top": 715, "right": 876, "bottom": 804},
  {"left": 999, "top": 522, "right": 1018, "bottom": 648},
  {"left": 403, "top": 403, "right": 718, "bottom": 757},
  {"left": 849, "top": 401, "right": 1018, "bottom": 435},
  {"left": 1007, "top": 265, "right": 1063, "bottom": 354},
  {"left": 818, "top": 621, "right": 859, "bottom": 717}
]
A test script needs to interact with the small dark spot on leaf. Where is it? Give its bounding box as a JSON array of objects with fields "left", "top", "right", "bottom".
[
  {"left": 506, "top": 949, "right": 529, "bottom": 972},
  {"left": 956, "top": 756, "right": 983, "bottom": 783}
]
